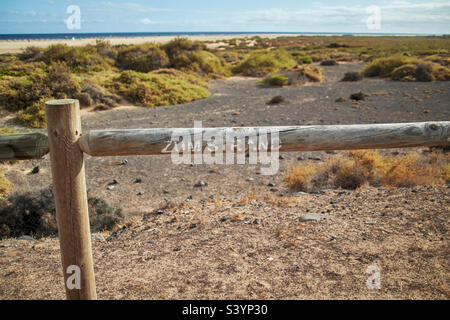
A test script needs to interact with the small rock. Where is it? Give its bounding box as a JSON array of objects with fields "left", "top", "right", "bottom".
[
  {"left": 181, "top": 178, "right": 186, "bottom": 182},
  {"left": 220, "top": 217, "right": 227, "bottom": 222},
  {"left": 253, "top": 219, "right": 260, "bottom": 225},
  {"left": 31, "top": 166, "right": 40, "bottom": 174},
  {"left": 299, "top": 213, "right": 334, "bottom": 222},
  {"left": 294, "top": 192, "right": 307, "bottom": 196},
  {"left": 134, "top": 178, "right": 142, "bottom": 183},
  {"left": 17, "top": 235, "right": 36, "bottom": 241},
  {"left": 163, "top": 190, "right": 170, "bottom": 194},
  {"left": 268, "top": 182, "right": 276, "bottom": 187},
  {"left": 187, "top": 195, "right": 193, "bottom": 200},
  {"left": 194, "top": 180, "right": 207, "bottom": 187},
  {"left": 297, "top": 156, "right": 305, "bottom": 161},
  {"left": 137, "top": 191, "right": 144, "bottom": 196},
  {"left": 279, "top": 155, "right": 285, "bottom": 160},
  {"left": 365, "top": 220, "right": 377, "bottom": 225},
  {"left": 309, "top": 157, "right": 321, "bottom": 161},
  {"left": 209, "top": 195, "right": 215, "bottom": 200},
  {"left": 107, "top": 180, "right": 118, "bottom": 186},
  {"left": 247, "top": 178, "right": 254, "bottom": 182},
  {"left": 106, "top": 186, "right": 115, "bottom": 191},
  {"left": 121, "top": 159, "right": 128, "bottom": 165},
  {"left": 350, "top": 91, "right": 366, "bottom": 101},
  {"left": 91, "top": 233, "right": 105, "bottom": 241}
]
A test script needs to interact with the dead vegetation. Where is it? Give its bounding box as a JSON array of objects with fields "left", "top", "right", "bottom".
[
  {"left": 284, "top": 150, "right": 449, "bottom": 192},
  {"left": 0, "top": 187, "right": 127, "bottom": 239}
]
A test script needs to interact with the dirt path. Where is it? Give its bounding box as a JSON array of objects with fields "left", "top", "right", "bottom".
[{"left": 1, "top": 62, "right": 449, "bottom": 299}]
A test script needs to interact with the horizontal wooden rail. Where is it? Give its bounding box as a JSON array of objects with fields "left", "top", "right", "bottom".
[
  {"left": 0, "top": 133, "right": 49, "bottom": 160},
  {"left": 78, "top": 122, "right": 450, "bottom": 157}
]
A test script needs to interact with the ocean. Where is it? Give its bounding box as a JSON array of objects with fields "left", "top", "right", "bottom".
[{"left": 0, "top": 31, "right": 428, "bottom": 40}]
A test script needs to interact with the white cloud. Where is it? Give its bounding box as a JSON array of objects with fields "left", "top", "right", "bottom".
[{"left": 139, "top": 18, "right": 155, "bottom": 25}]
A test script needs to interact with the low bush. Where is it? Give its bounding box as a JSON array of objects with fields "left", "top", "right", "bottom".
[
  {"left": 233, "top": 49, "right": 297, "bottom": 77},
  {"left": 284, "top": 150, "right": 449, "bottom": 192},
  {"left": 116, "top": 43, "right": 169, "bottom": 72},
  {"left": 16, "top": 96, "right": 49, "bottom": 128},
  {"left": 361, "top": 56, "right": 450, "bottom": 81},
  {"left": 162, "top": 38, "right": 229, "bottom": 78},
  {"left": 264, "top": 65, "right": 323, "bottom": 86},
  {"left": 109, "top": 69, "right": 210, "bottom": 107},
  {"left": 341, "top": 72, "right": 362, "bottom": 81},
  {"left": 320, "top": 60, "right": 338, "bottom": 66},
  {"left": 0, "top": 186, "right": 126, "bottom": 239},
  {"left": 0, "top": 171, "right": 12, "bottom": 202},
  {"left": 297, "top": 55, "right": 313, "bottom": 64},
  {"left": 267, "top": 95, "right": 285, "bottom": 105},
  {"left": 268, "top": 74, "right": 289, "bottom": 86},
  {"left": 41, "top": 44, "right": 112, "bottom": 72}
]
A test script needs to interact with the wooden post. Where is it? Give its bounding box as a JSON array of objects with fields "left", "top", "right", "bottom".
[{"left": 45, "top": 99, "right": 97, "bottom": 300}]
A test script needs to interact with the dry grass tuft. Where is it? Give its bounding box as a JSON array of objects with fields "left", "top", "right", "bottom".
[{"left": 284, "top": 150, "right": 449, "bottom": 191}]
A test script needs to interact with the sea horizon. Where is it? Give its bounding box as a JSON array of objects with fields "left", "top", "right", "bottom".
[{"left": 0, "top": 31, "right": 446, "bottom": 41}]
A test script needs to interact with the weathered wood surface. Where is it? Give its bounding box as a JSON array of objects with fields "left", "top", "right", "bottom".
[
  {"left": 79, "top": 121, "right": 450, "bottom": 157},
  {"left": 46, "top": 99, "right": 97, "bottom": 300},
  {"left": 0, "top": 133, "right": 49, "bottom": 160}
]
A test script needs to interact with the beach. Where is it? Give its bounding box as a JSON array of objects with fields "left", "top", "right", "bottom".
[{"left": 0, "top": 33, "right": 305, "bottom": 54}]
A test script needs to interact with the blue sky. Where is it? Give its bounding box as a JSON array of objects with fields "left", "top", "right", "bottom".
[{"left": 0, "top": 0, "right": 449, "bottom": 34}]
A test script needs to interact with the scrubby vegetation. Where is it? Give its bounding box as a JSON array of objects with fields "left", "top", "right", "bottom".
[
  {"left": 341, "top": 72, "right": 362, "bottom": 81},
  {"left": 264, "top": 65, "right": 323, "bottom": 86},
  {"left": 1, "top": 35, "right": 449, "bottom": 128},
  {"left": 0, "top": 186, "right": 126, "bottom": 239},
  {"left": 233, "top": 49, "right": 297, "bottom": 77},
  {"left": 0, "top": 171, "right": 12, "bottom": 201},
  {"left": 268, "top": 74, "right": 289, "bottom": 87},
  {"left": 284, "top": 150, "right": 449, "bottom": 192},
  {"left": 108, "top": 69, "right": 210, "bottom": 107},
  {"left": 361, "top": 56, "right": 450, "bottom": 81}
]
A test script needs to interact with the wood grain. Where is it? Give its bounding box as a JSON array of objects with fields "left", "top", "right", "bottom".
[
  {"left": 46, "top": 99, "right": 97, "bottom": 300},
  {"left": 79, "top": 122, "right": 450, "bottom": 157}
]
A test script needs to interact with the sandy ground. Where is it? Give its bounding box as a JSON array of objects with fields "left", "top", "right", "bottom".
[
  {"left": 0, "top": 62, "right": 449, "bottom": 299},
  {"left": 0, "top": 33, "right": 303, "bottom": 54}
]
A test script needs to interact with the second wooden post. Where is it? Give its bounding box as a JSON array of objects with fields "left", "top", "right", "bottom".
[{"left": 45, "top": 99, "right": 97, "bottom": 300}]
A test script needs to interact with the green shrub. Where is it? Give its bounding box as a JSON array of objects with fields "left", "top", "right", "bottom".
[
  {"left": 17, "top": 97, "right": 49, "bottom": 128},
  {"left": 0, "top": 171, "right": 12, "bottom": 202},
  {"left": 162, "top": 38, "right": 229, "bottom": 78},
  {"left": 361, "top": 56, "right": 412, "bottom": 77},
  {"left": 0, "top": 62, "right": 81, "bottom": 115},
  {"left": 233, "top": 49, "right": 297, "bottom": 77},
  {"left": 264, "top": 65, "right": 323, "bottom": 86},
  {"left": 109, "top": 70, "right": 210, "bottom": 107},
  {"left": 362, "top": 56, "right": 450, "bottom": 81},
  {"left": 18, "top": 46, "right": 43, "bottom": 61},
  {"left": 116, "top": 43, "right": 169, "bottom": 72},
  {"left": 269, "top": 74, "right": 289, "bottom": 86},
  {"left": 298, "top": 55, "right": 313, "bottom": 64},
  {"left": 41, "top": 44, "right": 112, "bottom": 72}
]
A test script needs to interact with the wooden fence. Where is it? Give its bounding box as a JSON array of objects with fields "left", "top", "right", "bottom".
[{"left": 1, "top": 98, "right": 449, "bottom": 299}]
